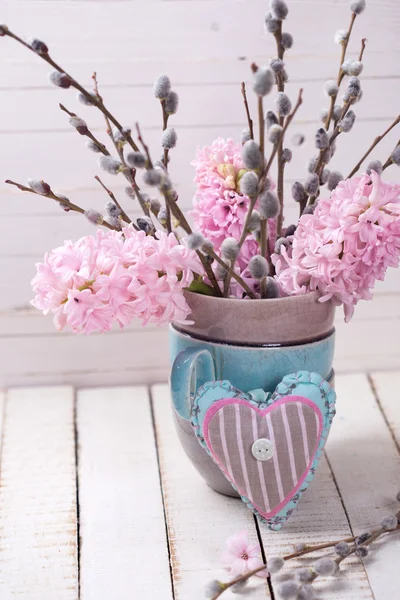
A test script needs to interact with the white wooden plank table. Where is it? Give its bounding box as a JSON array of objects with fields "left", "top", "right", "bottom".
[{"left": 0, "top": 372, "right": 398, "bottom": 599}]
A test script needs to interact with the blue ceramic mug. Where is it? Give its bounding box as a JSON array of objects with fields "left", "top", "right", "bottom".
[{"left": 169, "top": 292, "right": 335, "bottom": 496}]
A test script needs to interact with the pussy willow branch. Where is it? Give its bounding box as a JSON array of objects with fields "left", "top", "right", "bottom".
[
  {"left": 5, "top": 179, "right": 118, "bottom": 231},
  {"left": 324, "top": 11, "right": 357, "bottom": 131},
  {"left": 92, "top": 72, "right": 120, "bottom": 155},
  {"left": 212, "top": 517, "right": 400, "bottom": 599},
  {"left": 160, "top": 100, "right": 170, "bottom": 169},
  {"left": 160, "top": 99, "right": 173, "bottom": 234},
  {"left": 3, "top": 28, "right": 151, "bottom": 221},
  {"left": 91, "top": 73, "right": 151, "bottom": 220},
  {"left": 273, "top": 20, "right": 287, "bottom": 236},
  {"left": 94, "top": 175, "right": 136, "bottom": 228},
  {"left": 306, "top": 99, "right": 354, "bottom": 208},
  {"left": 3, "top": 29, "right": 141, "bottom": 153},
  {"left": 347, "top": 115, "right": 400, "bottom": 178},
  {"left": 61, "top": 99, "right": 147, "bottom": 219},
  {"left": 241, "top": 82, "right": 254, "bottom": 140},
  {"left": 305, "top": 510, "right": 400, "bottom": 589},
  {"left": 224, "top": 89, "right": 303, "bottom": 293},
  {"left": 59, "top": 103, "right": 109, "bottom": 154}
]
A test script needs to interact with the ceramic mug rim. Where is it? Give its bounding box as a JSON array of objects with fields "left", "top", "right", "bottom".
[{"left": 170, "top": 323, "right": 336, "bottom": 349}]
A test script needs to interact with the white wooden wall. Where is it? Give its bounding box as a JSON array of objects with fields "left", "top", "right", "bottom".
[{"left": 0, "top": 0, "right": 399, "bottom": 386}]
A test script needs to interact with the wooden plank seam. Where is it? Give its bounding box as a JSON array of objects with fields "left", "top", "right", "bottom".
[
  {"left": 148, "top": 388, "right": 177, "bottom": 600},
  {"left": 73, "top": 391, "right": 82, "bottom": 598},
  {"left": 367, "top": 374, "right": 400, "bottom": 454}
]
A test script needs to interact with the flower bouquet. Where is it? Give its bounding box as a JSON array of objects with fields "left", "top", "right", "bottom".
[{"left": 2, "top": 0, "right": 400, "bottom": 528}]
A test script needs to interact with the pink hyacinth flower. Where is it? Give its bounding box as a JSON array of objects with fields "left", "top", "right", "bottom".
[
  {"left": 274, "top": 171, "right": 400, "bottom": 321},
  {"left": 31, "top": 226, "right": 202, "bottom": 332}
]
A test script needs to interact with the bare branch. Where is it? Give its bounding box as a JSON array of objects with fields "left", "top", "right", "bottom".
[
  {"left": 94, "top": 175, "right": 138, "bottom": 229},
  {"left": 5, "top": 179, "right": 118, "bottom": 231},
  {"left": 347, "top": 115, "right": 400, "bottom": 178},
  {"left": 241, "top": 82, "right": 254, "bottom": 140}
]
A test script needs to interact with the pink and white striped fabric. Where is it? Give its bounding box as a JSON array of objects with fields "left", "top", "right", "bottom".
[{"left": 203, "top": 396, "right": 322, "bottom": 519}]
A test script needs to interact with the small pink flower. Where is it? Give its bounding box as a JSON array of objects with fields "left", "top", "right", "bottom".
[{"left": 221, "top": 530, "right": 268, "bottom": 578}]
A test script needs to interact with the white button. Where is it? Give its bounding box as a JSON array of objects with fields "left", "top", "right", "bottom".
[{"left": 251, "top": 438, "right": 274, "bottom": 461}]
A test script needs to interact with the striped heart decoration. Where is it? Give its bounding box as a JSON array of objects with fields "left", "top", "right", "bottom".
[{"left": 191, "top": 371, "right": 336, "bottom": 530}]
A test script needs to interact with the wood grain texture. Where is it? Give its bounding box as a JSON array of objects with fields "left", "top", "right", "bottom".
[
  {"left": 151, "top": 383, "right": 271, "bottom": 599},
  {"left": 370, "top": 371, "right": 400, "bottom": 448},
  {"left": 257, "top": 456, "right": 374, "bottom": 599},
  {"left": 326, "top": 373, "right": 400, "bottom": 600},
  {"left": 0, "top": 377, "right": 397, "bottom": 597},
  {"left": 0, "top": 386, "right": 78, "bottom": 599},
  {"left": 77, "top": 386, "right": 173, "bottom": 600}
]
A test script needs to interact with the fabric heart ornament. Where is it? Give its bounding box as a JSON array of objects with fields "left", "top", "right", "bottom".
[{"left": 190, "top": 371, "right": 336, "bottom": 530}]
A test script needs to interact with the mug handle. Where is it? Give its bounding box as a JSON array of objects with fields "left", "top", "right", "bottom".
[{"left": 170, "top": 347, "right": 215, "bottom": 420}]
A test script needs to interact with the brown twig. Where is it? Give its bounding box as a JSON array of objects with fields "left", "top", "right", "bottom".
[
  {"left": 273, "top": 20, "right": 286, "bottom": 236},
  {"left": 276, "top": 131, "right": 285, "bottom": 235},
  {"left": 91, "top": 73, "right": 151, "bottom": 219},
  {"left": 347, "top": 115, "right": 400, "bottom": 178},
  {"left": 92, "top": 72, "right": 117, "bottom": 148},
  {"left": 241, "top": 82, "right": 254, "bottom": 140},
  {"left": 160, "top": 99, "right": 170, "bottom": 169},
  {"left": 259, "top": 219, "right": 268, "bottom": 298},
  {"left": 94, "top": 175, "right": 137, "bottom": 228},
  {"left": 4, "top": 30, "right": 152, "bottom": 223},
  {"left": 359, "top": 37, "right": 367, "bottom": 61},
  {"left": 59, "top": 103, "right": 109, "bottom": 155},
  {"left": 162, "top": 190, "right": 255, "bottom": 298},
  {"left": 223, "top": 263, "right": 231, "bottom": 297},
  {"left": 129, "top": 124, "right": 223, "bottom": 296},
  {"left": 382, "top": 137, "right": 400, "bottom": 171},
  {"left": 135, "top": 122, "right": 154, "bottom": 169},
  {"left": 3, "top": 29, "right": 141, "bottom": 153},
  {"left": 274, "top": 20, "right": 285, "bottom": 65},
  {"left": 324, "top": 12, "right": 357, "bottom": 131},
  {"left": 258, "top": 96, "right": 265, "bottom": 156},
  {"left": 306, "top": 100, "right": 353, "bottom": 207},
  {"left": 310, "top": 511, "right": 400, "bottom": 588},
  {"left": 208, "top": 252, "right": 255, "bottom": 299},
  {"left": 5, "top": 179, "right": 117, "bottom": 231},
  {"left": 160, "top": 99, "right": 172, "bottom": 234}
]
